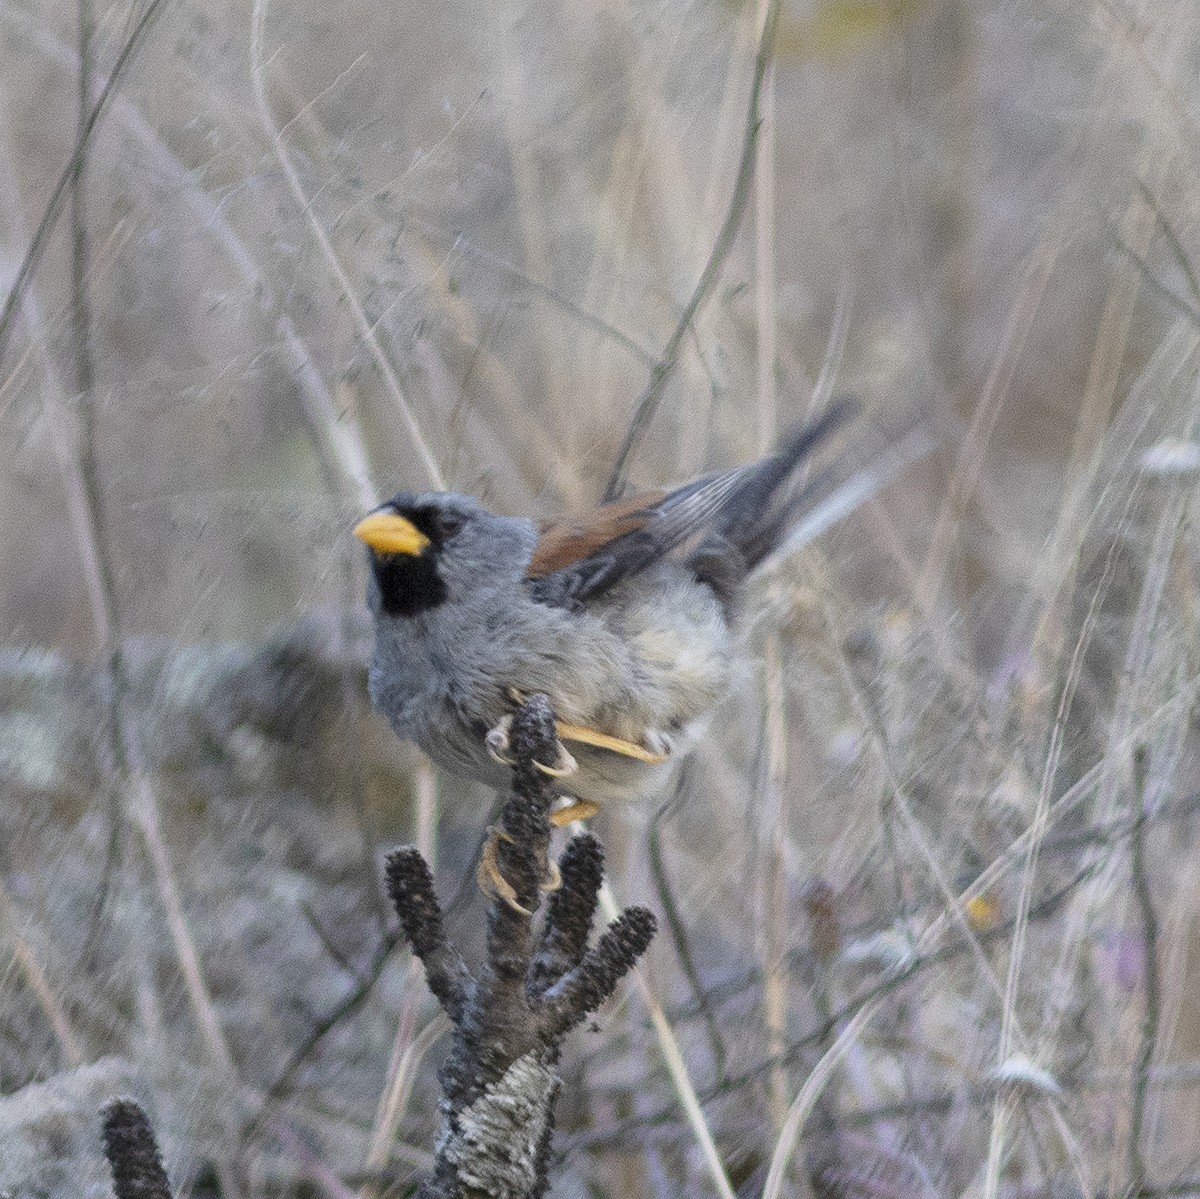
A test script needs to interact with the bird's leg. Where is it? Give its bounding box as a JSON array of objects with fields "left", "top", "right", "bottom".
[
  {"left": 479, "top": 696, "right": 609, "bottom": 910},
  {"left": 525, "top": 799, "right": 602, "bottom": 898},
  {"left": 550, "top": 798, "right": 600, "bottom": 827},
  {"left": 506, "top": 688, "right": 665, "bottom": 767},
  {"left": 477, "top": 797, "right": 599, "bottom": 911}
]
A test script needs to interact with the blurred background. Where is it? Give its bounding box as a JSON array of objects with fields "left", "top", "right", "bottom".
[{"left": 3, "top": 0, "right": 1200, "bottom": 1194}]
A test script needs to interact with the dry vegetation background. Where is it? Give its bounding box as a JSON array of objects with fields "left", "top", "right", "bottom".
[{"left": 2, "top": 0, "right": 1200, "bottom": 1195}]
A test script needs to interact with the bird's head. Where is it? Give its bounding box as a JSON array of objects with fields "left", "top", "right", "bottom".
[{"left": 354, "top": 492, "right": 531, "bottom": 618}]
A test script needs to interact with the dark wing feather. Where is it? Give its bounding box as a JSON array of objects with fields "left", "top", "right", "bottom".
[{"left": 526, "top": 400, "right": 855, "bottom": 608}]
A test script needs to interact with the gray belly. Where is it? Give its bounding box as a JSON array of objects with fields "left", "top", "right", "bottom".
[{"left": 370, "top": 561, "right": 731, "bottom": 809}]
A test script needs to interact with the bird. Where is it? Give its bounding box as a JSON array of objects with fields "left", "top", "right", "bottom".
[{"left": 355, "top": 403, "right": 852, "bottom": 908}]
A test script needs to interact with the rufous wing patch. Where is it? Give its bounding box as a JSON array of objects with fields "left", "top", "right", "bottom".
[{"left": 525, "top": 490, "right": 667, "bottom": 578}]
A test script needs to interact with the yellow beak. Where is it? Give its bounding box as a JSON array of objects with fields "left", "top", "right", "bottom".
[{"left": 353, "top": 510, "right": 431, "bottom": 556}]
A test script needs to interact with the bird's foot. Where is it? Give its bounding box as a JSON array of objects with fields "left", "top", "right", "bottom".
[
  {"left": 549, "top": 798, "right": 600, "bottom": 828},
  {"left": 499, "top": 689, "right": 578, "bottom": 776},
  {"left": 477, "top": 825, "right": 564, "bottom": 915},
  {"left": 506, "top": 687, "right": 671, "bottom": 766}
]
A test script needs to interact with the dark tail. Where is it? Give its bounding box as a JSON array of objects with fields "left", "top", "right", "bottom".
[
  {"left": 690, "top": 397, "right": 857, "bottom": 606},
  {"left": 717, "top": 398, "right": 856, "bottom": 556}
]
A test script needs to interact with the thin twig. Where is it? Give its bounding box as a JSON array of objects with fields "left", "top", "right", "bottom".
[
  {"left": 127, "top": 767, "right": 235, "bottom": 1074},
  {"left": 1, "top": 912, "right": 85, "bottom": 1065},
  {"left": 758, "top": 628, "right": 790, "bottom": 1128},
  {"left": 1135, "top": 178, "right": 1200, "bottom": 314},
  {"left": 248, "top": 930, "right": 402, "bottom": 1140},
  {"left": 5, "top": 11, "right": 381, "bottom": 520},
  {"left": 16, "top": 0, "right": 236, "bottom": 1085},
  {"left": 66, "top": 0, "right": 127, "bottom": 966},
  {"left": 1114, "top": 241, "right": 1200, "bottom": 330},
  {"left": 1128, "top": 745, "right": 1160, "bottom": 1195},
  {"left": 917, "top": 230, "right": 1062, "bottom": 616},
  {"left": 602, "top": 0, "right": 783, "bottom": 501},
  {"left": 565, "top": 776, "right": 1186, "bottom": 1162},
  {"left": 0, "top": 0, "right": 169, "bottom": 367},
  {"left": 1033, "top": 481, "right": 1185, "bottom": 1059},
  {"left": 562, "top": 852, "right": 1112, "bottom": 1161},
  {"left": 363, "top": 1000, "right": 450, "bottom": 1186},
  {"left": 647, "top": 813, "right": 727, "bottom": 1083},
  {"left": 299, "top": 900, "right": 364, "bottom": 979},
  {"left": 647, "top": 730, "right": 1200, "bottom": 1051},
  {"left": 767, "top": 739, "right": 1116, "bottom": 1199},
  {"left": 980, "top": 523, "right": 1128, "bottom": 1199},
  {"left": 448, "top": 231, "right": 658, "bottom": 369},
  {"left": 751, "top": 30, "right": 788, "bottom": 1123},
  {"left": 71, "top": 0, "right": 93, "bottom": 404}
]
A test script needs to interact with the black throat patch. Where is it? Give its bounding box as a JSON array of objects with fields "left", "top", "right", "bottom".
[{"left": 372, "top": 549, "right": 448, "bottom": 617}]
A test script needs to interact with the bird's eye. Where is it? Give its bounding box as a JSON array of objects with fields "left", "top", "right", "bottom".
[{"left": 438, "top": 512, "right": 465, "bottom": 538}]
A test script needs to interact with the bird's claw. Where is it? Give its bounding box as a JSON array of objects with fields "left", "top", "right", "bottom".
[
  {"left": 485, "top": 715, "right": 515, "bottom": 767},
  {"left": 555, "top": 720, "right": 672, "bottom": 764},
  {"left": 642, "top": 728, "right": 674, "bottom": 761},
  {"left": 533, "top": 743, "right": 578, "bottom": 778},
  {"left": 477, "top": 825, "right": 563, "bottom": 914}
]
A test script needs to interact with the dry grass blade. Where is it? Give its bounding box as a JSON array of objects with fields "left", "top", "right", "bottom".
[
  {"left": 596, "top": 879, "right": 736, "bottom": 1199},
  {"left": 982, "top": 521, "right": 1122, "bottom": 1199},
  {"left": 249, "top": 0, "right": 444, "bottom": 494},
  {"left": 360, "top": 964, "right": 449, "bottom": 1184},
  {"left": 603, "top": 0, "right": 784, "bottom": 501}
]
